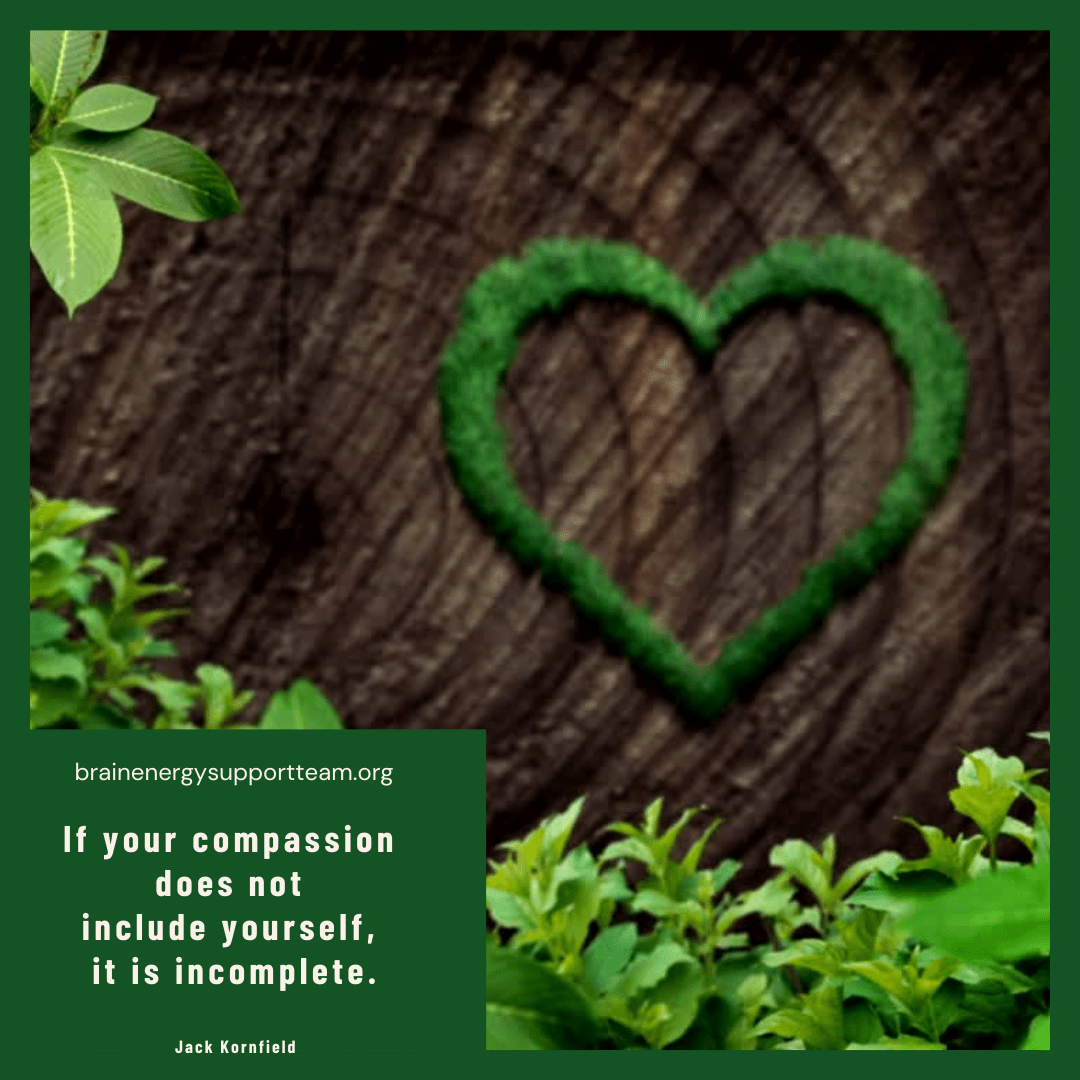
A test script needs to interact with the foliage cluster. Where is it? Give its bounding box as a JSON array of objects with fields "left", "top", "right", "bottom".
[
  {"left": 486, "top": 737, "right": 1050, "bottom": 1050},
  {"left": 30, "top": 490, "right": 342, "bottom": 731},
  {"left": 30, "top": 30, "right": 240, "bottom": 316}
]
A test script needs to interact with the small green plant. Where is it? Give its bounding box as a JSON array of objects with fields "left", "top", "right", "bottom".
[
  {"left": 30, "top": 30, "right": 240, "bottom": 316},
  {"left": 486, "top": 736, "right": 1049, "bottom": 1050},
  {"left": 30, "top": 490, "right": 343, "bottom": 730}
]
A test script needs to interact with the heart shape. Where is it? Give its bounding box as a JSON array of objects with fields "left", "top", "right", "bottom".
[{"left": 437, "top": 236, "right": 967, "bottom": 723}]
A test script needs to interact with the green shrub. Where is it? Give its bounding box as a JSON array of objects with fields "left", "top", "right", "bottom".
[
  {"left": 30, "top": 490, "right": 342, "bottom": 730},
  {"left": 486, "top": 736, "right": 1050, "bottom": 1050}
]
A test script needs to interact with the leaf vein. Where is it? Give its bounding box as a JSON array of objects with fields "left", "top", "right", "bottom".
[{"left": 52, "top": 143, "right": 206, "bottom": 196}]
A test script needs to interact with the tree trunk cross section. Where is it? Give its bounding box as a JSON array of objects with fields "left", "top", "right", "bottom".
[{"left": 31, "top": 32, "right": 1048, "bottom": 882}]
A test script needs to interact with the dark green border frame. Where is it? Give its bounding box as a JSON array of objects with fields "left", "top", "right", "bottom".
[{"left": 15, "top": 23, "right": 1058, "bottom": 1073}]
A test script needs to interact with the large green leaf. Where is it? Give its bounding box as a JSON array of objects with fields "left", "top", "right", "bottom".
[
  {"left": 64, "top": 84, "right": 156, "bottom": 132},
  {"left": 258, "top": 678, "right": 343, "bottom": 729},
  {"left": 30, "top": 147, "right": 121, "bottom": 317},
  {"left": 30, "top": 31, "right": 107, "bottom": 110},
  {"left": 486, "top": 946, "right": 600, "bottom": 1049},
  {"left": 52, "top": 127, "right": 240, "bottom": 221},
  {"left": 899, "top": 859, "right": 1049, "bottom": 962}
]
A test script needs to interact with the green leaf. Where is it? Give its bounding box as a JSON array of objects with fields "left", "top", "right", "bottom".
[
  {"left": 678, "top": 815, "right": 723, "bottom": 876},
  {"left": 1021, "top": 1013, "right": 1049, "bottom": 1050},
  {"left": 64, "top": 84, "right": 156, "bottom": 132},
  {"left": 842, "top": 996, "right": 885, "bottom": 1045},
  {"left": 86, "top": 553, "right": 131, "bottom": 607},
  {"left": 542, "top": 797, "right": 587, "bottom": 864},
  {"left": 30, "top": 61, "right": 48, "bottom": 106},
  {"left": 841, "top": 955, "right": 954, "bottom": 1019},
  {"left": 30, "top": 491, "right": 115, "bottom": 539},
  {"left": 30, "top": 147, "right": 122, "bottom": 317},
  {"left": 899, "top": 859, "right": 1050, "bottom": 962},
  {"left": 641, "top": 960, "right": 703, "bottom": 1048},
  {"left": 30, "top": 677, "right": 84, "bottom": 728},
  {"left": 896, "top": 818, "right": 985, "bottom": 884},
  {"left": 124, "top": 674, "right": 198, "bottom": 719},
  {"left": 52, "top": 127, "right": 240, "bottom": 221},
  {"left": 30, "top": 538, "right": 87, "bottom": 602},
  {"left": 486, "top": 946, "right": 600, "bottom": 1049},
  {"left": 131, "top": 606, "right": 189, "bottom": 631},
  {"left": 956, "top": 748, "right": 1032, "bottom": 788},
  {"left": 600, "top": 835, "right": 656, "bottom": 870},
  {"left": 30, "top": 610, "right": 69, "bottom": 647},
  {"left": 30, "top": 31, "right": 107, "bottom": 112},
  {"left": 76, "top": 606, "right": 115, "bottom": 649},
  {"left": 628, "top": 889, "right": 684, "bottom": 918},
  {"left": 486, "top": 889, "right": 529, "bottom": 929},
  {"left": 599, "top": 867, "right": 633, "bottom": 903},
  {"left": 851, "top": 868, "right": 955, "bottom": 918},
  {"left": 668, "top": 994, "right": 738, "bottom": 1050},
  {"left": 730, "top": 872, "right": 798, "bottom": 922},
  {"left": 951, "top": 747, "right": 1041, "bottom": 845},
  {"left": 764, "top": 938, "right": 846, "bottom": 979},
  {"left": 142, "top": 640, "right": 178, "bottom": 658},
  {"left": 833, "top": 850, "right": 903, "bottom": 901},
  {"left": 81, "top": 701, "right": 138, "bottom": 729},
  {"left": 834, "top": 906, "right": 888, "bottom": 962},
  {"left": 769, "top": 835, "right": 835, "bottom": 910},
  {"left": 710, "top": 859, "right": 741, "bottom": 896},
  {"left": 613, "top": 940, "right": 693, "bottom": 998},
  {"left": 583, "top": 923, "right": 637, "bottom": 996},
  {"left": 752, "top": 984, "right": 847, "bottom": 1050},
  {"left": 949, "top": 782, "right": 1019, "bottom": 845},
  {"left": 196, "top": 663, "right": 254, "bottom": 728},
  {"left": 946, "top": 957, "right": 1037, "bottom": 993},
  {"left": 30, "top": 648, "right": 87, "bottom": 691},
  {"left": 258, "top": 678, "right": 343, "bottom": 729}
]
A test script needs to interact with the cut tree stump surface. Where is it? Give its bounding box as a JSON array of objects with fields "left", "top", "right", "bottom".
[{"left": 30, "top": 32, "right": 1049, "bottom": 884}]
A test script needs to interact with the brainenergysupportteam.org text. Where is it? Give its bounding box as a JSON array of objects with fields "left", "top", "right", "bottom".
[{"left": 74, "top": 761, "right": 393, "bottom": 786}]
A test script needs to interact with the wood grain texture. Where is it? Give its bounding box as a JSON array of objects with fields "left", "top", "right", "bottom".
[{"left": 30, "top": 32, "right": 1049, "bottom": 885}]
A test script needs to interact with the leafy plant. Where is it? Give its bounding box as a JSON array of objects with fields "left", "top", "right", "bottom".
[
  {"left": 30, "top": 490, "right": 343, "bottom": 731},
  {"left": 486, "top": 735, "right": 1049, "bottom": 1050},
  {"left": 30, "top": 30, "right": 240, "bottom": 316},
  {"left": 27, "top": 34, "right": 338, "bottom": 731}
]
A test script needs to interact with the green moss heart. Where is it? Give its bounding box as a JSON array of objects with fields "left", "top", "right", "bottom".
[{"left": 437, "top": 236, "right": 967, "bottom": 723}]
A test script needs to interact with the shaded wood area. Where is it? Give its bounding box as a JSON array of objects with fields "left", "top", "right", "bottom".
[{"left": 30, "top": 32, "right": 1049, "bottom": 885}]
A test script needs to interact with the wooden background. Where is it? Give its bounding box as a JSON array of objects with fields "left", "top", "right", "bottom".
[{"left": 30, "top": 32, "right": 1049, "bottom": 887}]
